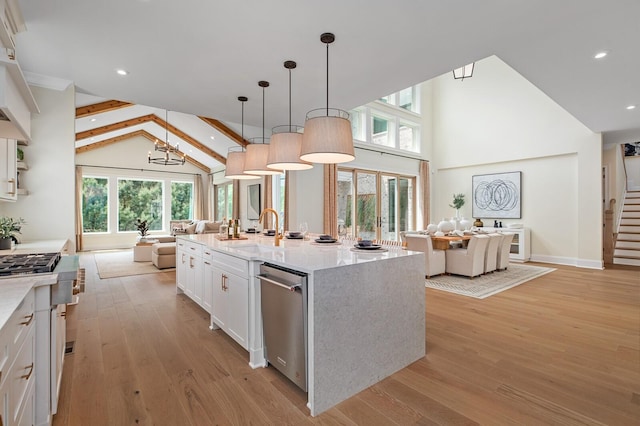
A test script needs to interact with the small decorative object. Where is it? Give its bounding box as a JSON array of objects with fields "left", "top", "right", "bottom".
[
  {"left": 494, "top": 219, "right": 498, "bottom": 228},
  {"left": 0, "top": 216, "right": 26, "bottom": 249},
  {"left": 219, "top": 218, "right": 228, "bottom": 236},
  {"left": 17, "top": 147, "right": 24, "bottom": 161},
  {"left": 136, "top": 219, "right": 149, "bottom": 239},
  {"left": 459, "top": 217, "right": 471, "bottom": 230},
  {"left": 474, "top": 218, "right": 484, "bottom": 227},
  {"left": 437, "top": 218, "right": 455, "bottom": 233},
  {"left": 449, "top": 193, "right": 465, "bottom": 218},
  {"left": 499, "top": 221, "right": 503, "bottom": 228},
  {"left": 426, "top": 223, "right": 438, "bottom": 234}
]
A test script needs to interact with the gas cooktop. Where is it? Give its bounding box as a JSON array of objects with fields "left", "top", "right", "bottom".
[{"left": 0, "top": 252, "right": 62, "bottom": 276}]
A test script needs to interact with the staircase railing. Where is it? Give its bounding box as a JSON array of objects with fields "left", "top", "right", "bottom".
[{"left": 603, "top": 198, "right": 616, "bottom": 264}]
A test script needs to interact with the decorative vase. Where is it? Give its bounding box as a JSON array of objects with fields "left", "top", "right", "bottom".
[
  {"left": 473, "top": 218, "right": 484, "bottom": 227},
  {"left": 459, "top": 217, "right": 471, "bottom": 230},
  {"left": 0, "top": 237, "right": 11, "bottom": 250},
  {"left": 437, "top": 218, "right": 454, "bottom": 233},
  {"left": 426, "top": 223, "right": 438, "bottom": 234},
  {"left": 450, "top": 217, "right": 460, "bottom": 231}
]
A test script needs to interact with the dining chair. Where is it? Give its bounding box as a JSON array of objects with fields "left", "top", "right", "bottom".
[
  {"left": 484, "top": 233, "right": 503, "bottom": 274},
  {"left": 496, "top": 233, "right": 515, "bottom": 270},
  {"left": 445, "top": 234, "right": 490, "bottom": 278},
  {"left": 405, "top": 235, "right": 445, "bottom": 278}
]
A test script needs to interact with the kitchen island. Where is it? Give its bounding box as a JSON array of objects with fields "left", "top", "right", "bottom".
[{"left": 177, "top": 234, "right": 426, "bottom": 416}]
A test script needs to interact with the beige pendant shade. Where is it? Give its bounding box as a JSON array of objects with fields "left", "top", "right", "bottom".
[
  {"left": 268, "top": 126, "right": 313, "bottom": 170},
  {"left": 244, "top": 141, "right": 283, "bottom": 175},
  {"left": 300, "top": 113, "right": 354, "bottom": 164},
  {"left": 225, "top": 149, "right": 259, "bottom": 180}
]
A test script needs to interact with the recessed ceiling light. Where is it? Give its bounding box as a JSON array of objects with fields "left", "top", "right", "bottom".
[
  {"left": 626, "top": 105, "right": 636, "bottom": 110},
  {"left": 90, "top": 118, "right": 96, "bottom": 122},
  {"left": 210, "top": 136, "right": 215, "bottom": 140},
  {"left": 594, "top": 51, "right": 608, "bottom": 59},
  {"left": 116, "top": 69, "right": 128, "bottom": 76}
]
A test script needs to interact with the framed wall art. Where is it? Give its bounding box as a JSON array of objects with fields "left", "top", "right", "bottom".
[
  {"left": 472, "top": 171, "right": 522, "bottom": 219},
  {"left": 247, "top": 183, "right": 261, "bottom": 220}
]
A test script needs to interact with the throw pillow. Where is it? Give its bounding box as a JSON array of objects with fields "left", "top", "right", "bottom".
[
  {"left": 204, "top": 221, "right": 220, "bottom": 233},
  {"left": 195, "top": 220, "right": 206, "bottom": 234},
  {"left": 185, "top": 223, "right": 197, "bottom": 234}
]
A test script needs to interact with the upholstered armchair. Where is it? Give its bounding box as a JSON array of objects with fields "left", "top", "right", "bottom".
[
  {"left": 496, "top": 233, "right": 515, "bottom": 270},
  {"left": 405, "top": 234, "right": 446, "bottom": 278},
  {"left": 484, "top": 233, "right": 503, "bottom": 274},
  {"left": 445, "top": 234, "right": 490, "bottom": 278}
]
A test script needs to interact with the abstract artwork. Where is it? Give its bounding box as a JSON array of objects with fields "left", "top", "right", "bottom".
[
  {"left": 472, "top": 171, "right": 521, "bottom": 219},
  {"left": 624, "top": 142, "right": 640, "bottom": 156}
]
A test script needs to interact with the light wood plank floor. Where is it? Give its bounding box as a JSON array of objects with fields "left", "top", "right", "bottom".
[{"left": 53, "top": 255, "right": 640, "bottom": 425}]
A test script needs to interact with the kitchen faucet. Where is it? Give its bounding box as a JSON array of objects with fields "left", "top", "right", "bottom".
[{"left": 258, "top": 208, "right": 281, "bottom": 246}]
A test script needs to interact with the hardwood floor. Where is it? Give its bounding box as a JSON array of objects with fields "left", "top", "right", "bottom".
[{"left": 54, "top": 255, "right": 640, "bottom": 425}]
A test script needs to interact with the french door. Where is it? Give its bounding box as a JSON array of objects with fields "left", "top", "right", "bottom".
[{"left": 337, "top": 168, "right": 415, "bottom": 241}]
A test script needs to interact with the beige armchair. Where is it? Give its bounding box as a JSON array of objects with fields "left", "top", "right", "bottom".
[
  {"left": 405, "top": 234, "right": 446, "bottom": 278},
  {"left": 496, "top": 233, "right": 515, "bottom": 270},
  {"left": 484, "top": 233, "right": 503, "bottom": 274},
  {"left": 445, "top": 235, "right": 490, "bottom": 278}
]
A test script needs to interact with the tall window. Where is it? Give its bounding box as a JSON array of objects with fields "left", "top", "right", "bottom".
[
  {"left": 82, "top": 177, "right": 108, "bottom": 232},
  {"left": 272, "top": 173, "right": 286, "bottom": 228},
  {"left": 118, "top": 178, "right": 163, "bottom": 231},
  {"left": 215, "top": 182, "right": 233, "bottom": 221},
  {"left": 171, "top": 181, "right": 193, "bottom": 220}
]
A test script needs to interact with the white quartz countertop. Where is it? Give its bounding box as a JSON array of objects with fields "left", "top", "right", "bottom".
[
  {"left": 0, "top": 275, "right": 58, "bottom": 331},
  {"left": 0, "top": 239, "right": 70, "bottom": 256},
  {"left": 180, "top": 233, "right": 422, "bottom": 274}
]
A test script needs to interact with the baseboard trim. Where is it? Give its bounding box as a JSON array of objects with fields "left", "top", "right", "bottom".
[{"left": 530, "top": 254, "right": 604, "bottom": 270}]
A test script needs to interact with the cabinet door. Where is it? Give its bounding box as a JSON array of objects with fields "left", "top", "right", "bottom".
[
  {"left": 210, "top": 265, "right": 227, "bottom": 329},
  {"left": 226, "top": 273, "right": 248, "bottom": 350},
  {"left": 203, "top": 260, "right": 213, "bottom": 314},
  {"left": 0, "top": 138, "right": 17, "bottom": 201},
  {"left": 192, "top": 256, "right": 204, "bottom": 307},
  {"left": 176, "top": 248, "right": 187, "bottom": 292},
  {"left": 185, "top": 255, "right": 196, "bottom": 298},
  {"left": 0, "top": 375, "right": 7, "bottom": 426}
]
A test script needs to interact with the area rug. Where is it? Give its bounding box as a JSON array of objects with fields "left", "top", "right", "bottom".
[
  {"left": 425, "top": 264, "right": 555, "bottom": 299},
  {"left": 94, "top": 249, "right": 174, "bottom": 279}
]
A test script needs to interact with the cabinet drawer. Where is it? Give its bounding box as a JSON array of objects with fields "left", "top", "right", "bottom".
[
  {"left": 8, "top": 289, "right": 34, "bottom": 363},
  {"left": 184, "top": 240, "right": 203, "bottom": 257},
  {"left": 202, "top": 247, "right": 214, "bottom": 262},
  {"left": 211, "top": 252, "right": 249, "bottom": 278},
  {"left": 10, "top": 325, "right": 34, "bottom": 425}
]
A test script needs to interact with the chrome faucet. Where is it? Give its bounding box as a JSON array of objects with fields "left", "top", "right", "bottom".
[{"left": 258, "top": 208, "right": 281, "bottom": 246}]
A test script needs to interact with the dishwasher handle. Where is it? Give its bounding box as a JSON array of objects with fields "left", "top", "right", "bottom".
[{"left": 257, "top": 274, "right": 300, "bottom": 292}]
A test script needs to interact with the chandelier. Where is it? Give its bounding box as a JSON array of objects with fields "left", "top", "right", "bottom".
[{"left": 148, "top": 110, "right": 185, "bottom": 165}]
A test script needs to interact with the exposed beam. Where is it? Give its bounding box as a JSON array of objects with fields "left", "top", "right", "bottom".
[
  {"left": 75, "top": 100, "right": 134, "bottom": 118},
  {"left": 76, "top": 114, "right": 156, "bottom": 140},
  {"left": 198, "top": 116, "right": 248, "bottom": 147},
  {"left": 75, "top": 130, "right": 211, "bottom": 173},
  {"left": 76, "top": 114, "right": 227, "bottom": 165},
  {"left": 150, "top": 115, "right": 226, "bottom": 164}
]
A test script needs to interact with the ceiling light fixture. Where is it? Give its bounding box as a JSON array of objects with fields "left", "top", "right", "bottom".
[
  {"left": 300, "top": 33, "right": 355, "bottom": 164},
  {"left": 453, "top": 63, "right": 475, "bottom": 80},
  {"left": 626, "top": 105, "right": 636, "bottom": 110},
  {"left": 244, "top": 81, "right": 283, "bottom": 175},
  {"left": 267, "top": 60, "right": 313, "bottom": 171},
  {"left": 594, "top": 51, "right": 608, "bottom": 59},
  {"left": 148, "top": 110, "right": 185, "bottom": 166},
  {"left": 225, "top": 96, "right": 259, "bottom": 180}
]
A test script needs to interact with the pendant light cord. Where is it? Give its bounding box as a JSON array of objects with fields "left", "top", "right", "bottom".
[
  {"left": 289, "top": 67, "right": 292, "bottom": 132},
  {"left": 326, "top": 40, "right": 329, "bottom": 116},
  {"left": 262, "top": 85, "right": 265, "bottom": 143}
]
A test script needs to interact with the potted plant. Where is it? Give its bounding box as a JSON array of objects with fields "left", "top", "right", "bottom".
[
  {"left": 0, "top": 216, "right": 26, "bottom": 249},
  {"left": 136, "top": 218, "right": 149, "bottom": 241},
  {"left": 449, "top": 193, "right": 465, "bottom": 218}
]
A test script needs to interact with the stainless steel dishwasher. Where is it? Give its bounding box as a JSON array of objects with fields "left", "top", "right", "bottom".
[{"left": 258, "top": 262, "right": 308, "bottom": 391}]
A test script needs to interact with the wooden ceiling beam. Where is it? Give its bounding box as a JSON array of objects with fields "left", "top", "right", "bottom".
[
  {"left": 75, "top": 100, "right": 134, "bottom": 118},
  {"left": 198, "top": 116, "right": 248, "bottom": 147},
  {"left": 75, "top": 130, "right": 211, "bottom": 173},
  {"left": 76, "top": 114, "right": 156, "bottom": 140},
  {"left": 150, "top": 115, "right": 226, "bottom": 164}
]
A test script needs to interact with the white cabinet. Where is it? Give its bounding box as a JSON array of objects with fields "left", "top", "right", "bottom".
[
  {"left": 210, "top": 253, "right": 249, "bottom": 350},
  {"left": 481, "top": 227, "right": 530, "bottom": 262},
  {"left": 176, "top": 240, "right": 187, "bottom": 292},
  {"left": 176, "top": 239, "right": 206, "bottom": 310},
  {"left": 0, "top": 137, "right": 17, "bottom": 201},
  {"left": 202, "top": 248, "right": 214, "bottom": 314},
  {"left": 0, "top": 287, "right": 36, "bottom": 426}
]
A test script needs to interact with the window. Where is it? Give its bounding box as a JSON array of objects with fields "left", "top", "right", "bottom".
[
  {"left": 272, "top": 173, "right": 286, "bottom": 228},
  {"left": 171, "top": 182, "right": 193, "bottom": 220},
  {"left": 215, "top": 182, "right": 233, "bottom": 221},
  {"left": 372, "top": 113, "right": 394, "bottom": 148},
  {"left": 379, "top": 86, "right": 420, "bottom": 113},
  {"left": 118, "top": 178, "right": 163, "bottom": 232},
  {"left": 82, "top": 177, "right": 108, "bottom": 233}
]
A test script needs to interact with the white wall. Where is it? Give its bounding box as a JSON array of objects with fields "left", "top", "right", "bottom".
[
  {"left": 0, "top": 85, "right": 77, "bottom": 251},
  {"left": 429, "top": 55, "right": 603, "bottom": 268}
]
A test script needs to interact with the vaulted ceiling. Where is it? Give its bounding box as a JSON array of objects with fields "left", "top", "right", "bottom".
[{"left": 17, "top": 0, "right": 640, "bottom": 169}]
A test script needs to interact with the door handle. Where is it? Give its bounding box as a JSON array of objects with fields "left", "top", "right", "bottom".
[
  {"left": 20, "top": 313, "right": 34, "bottom": 326},
  {"left": 21, "top": 363, "right": 34, "bottom": 380},
  {"left": 7, "top": 178, "right": 16, "bottom": 195}
]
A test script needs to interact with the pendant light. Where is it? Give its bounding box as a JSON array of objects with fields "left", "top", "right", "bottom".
[
  {"left": 267, "top": 61, "right": 313, "bottom": 171},
  {"left": 300, "top": 33, "right": 354, "bottom": 164},
  {"left": 244, "top": 80, "right": 283, "bottom": 175},
  {"left": 453, "top": 63, "right": 475, "bottom": 81},
  {"left": 225, "top": 96, "right": 259, "bottom": 180},
  {"left": 148, "top": 110, "right": 186, "bottom": 166}
]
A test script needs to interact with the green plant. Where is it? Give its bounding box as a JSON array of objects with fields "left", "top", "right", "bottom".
[
  {"left": 449, "top": 193, "right": 465, "bottom": 210},
  {"left": 136, "top": 218, "right": 149, "bottom": 237},
  {"left": 17, "top": 147, "right": 24, "bottom": 161},
  {"left": 0, "top": 217, "right": 26, "bottom": 239}
]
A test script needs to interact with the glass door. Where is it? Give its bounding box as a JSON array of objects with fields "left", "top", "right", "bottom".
[
  {"left": 356, "top": 171, "right": 378, "bottom": 240},
  {"left": 380, "top": 175, "right": 414, "bottom": 241}
]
